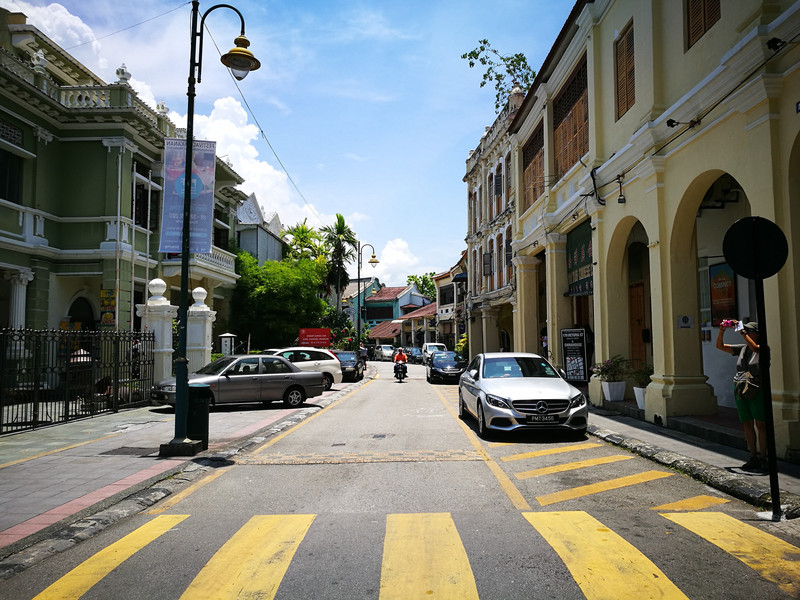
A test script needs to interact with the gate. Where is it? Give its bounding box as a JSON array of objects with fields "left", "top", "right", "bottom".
[{"left": 0, "top": 329, "right": 155, "bottom": 434}]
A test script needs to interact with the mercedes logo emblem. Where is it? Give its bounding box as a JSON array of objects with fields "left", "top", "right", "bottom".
[{"left": 536, "top": 401, "right": 548, "bottom": 414}]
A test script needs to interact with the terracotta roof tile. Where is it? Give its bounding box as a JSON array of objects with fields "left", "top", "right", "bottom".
[{"left": 403, "top": 302, "right": 437, "bottom": 319}]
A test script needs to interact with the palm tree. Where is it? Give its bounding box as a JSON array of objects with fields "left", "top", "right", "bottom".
[
  {"left": 321, "top": 214, "right": 357, "bottom": 312},
  {"left": 282, "top": 219, "right": 324, "bottom": 261}
]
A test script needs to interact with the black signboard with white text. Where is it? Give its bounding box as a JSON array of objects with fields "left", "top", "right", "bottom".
[{"left": 561, "top": 328, "right": 588, "bottom": 382}]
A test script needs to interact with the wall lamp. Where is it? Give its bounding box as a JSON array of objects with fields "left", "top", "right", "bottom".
[
  {"left": 666, "top": 118, "right": 701, "bottom": 128},
  {"left": 616, "top": 174, "right": 626, "bottom": 204},
  {"left": 766, "top": 37, "right": 786, "bottom": 53}
]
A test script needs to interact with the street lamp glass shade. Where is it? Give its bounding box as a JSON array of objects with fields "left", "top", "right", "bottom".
[
  {"left": 368, "top": 254, "right": 379, "bottom": 267},
  {"left": 221, "top": 35, "right": 260, "bottom": 81}
]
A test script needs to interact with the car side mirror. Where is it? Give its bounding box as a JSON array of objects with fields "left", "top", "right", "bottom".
[
  {"left": 559, "top": 368, "right": 568, "bottom": 379},
  {"left": 469, "top": 369, "right": 478, "bottom": 379}
]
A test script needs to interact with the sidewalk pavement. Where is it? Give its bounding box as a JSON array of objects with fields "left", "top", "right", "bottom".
[{"left": 1, "top": 375, "right": 799, "bottom": 577}]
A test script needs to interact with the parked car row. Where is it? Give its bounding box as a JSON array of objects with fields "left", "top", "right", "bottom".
[
  {"left": 151, "top": 345, "right": 353, "bottom": 409},
  {"left": 150, "top": 354, "right": 325, "bottom": 409}
]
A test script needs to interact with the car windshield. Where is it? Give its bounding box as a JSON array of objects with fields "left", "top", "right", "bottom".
[
  {"left": 482, "top": 356, "right": 559, "bottom": 379},
  {"left": 433, "top": 351, "right": 462, "bottom": 363},
  {"left": 409, "top": 348, "right": 421, "bottom": 355},
  {"left": 196, "top": 356, "right": 237, "bottom": 375},
  {"left": 337, "top": 352, "right": 357, "bottom": 361}
]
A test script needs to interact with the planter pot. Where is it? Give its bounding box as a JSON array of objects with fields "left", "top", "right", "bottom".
[
  {"left": 601, "top": 381, "right": 626, "bottom": 402},
  {"left": 633, "top": 386, "right": 646, "bottom": 410}
]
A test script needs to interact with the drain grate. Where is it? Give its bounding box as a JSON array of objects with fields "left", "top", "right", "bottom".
[{"left": 100, "top": 447, "right": 160, "bottom": 457}]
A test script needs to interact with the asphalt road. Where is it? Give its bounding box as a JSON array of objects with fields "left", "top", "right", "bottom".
[{"left": 3, "top": 361, "right": 799, "bottom": 599}]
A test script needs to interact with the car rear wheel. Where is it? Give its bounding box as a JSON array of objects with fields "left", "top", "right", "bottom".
[
  {"left": 283, "top": 387, "right": 305, "bottom": 408},
  {"left": 323, "top": 373, "right": 334, "bottom": 391},
  {"left": 458, "top": 392, "right": 466, "bottom": 420}
]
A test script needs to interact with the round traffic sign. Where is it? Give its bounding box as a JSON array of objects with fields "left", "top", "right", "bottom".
[{"left": 722, "top": 216, "right": 788, "bottom": 279}]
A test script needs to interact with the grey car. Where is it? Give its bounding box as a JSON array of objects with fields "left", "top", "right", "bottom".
[
  {"left": 458, "top": 352, "right": 588, "bottom": 438},
  {"left": 151, "top": 355, "right": 325, "bottom": 408}
]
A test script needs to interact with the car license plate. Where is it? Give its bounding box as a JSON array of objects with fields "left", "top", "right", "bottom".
[{"left": 527, "top": 414, "right": 557, "bottom": 423}]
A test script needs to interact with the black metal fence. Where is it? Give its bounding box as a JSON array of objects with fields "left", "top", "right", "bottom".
[{"left": 0, "top": 329, "right": 155, "bottom": 434}]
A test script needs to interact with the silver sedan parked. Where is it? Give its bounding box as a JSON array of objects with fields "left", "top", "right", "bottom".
[
  {"left": 458, "top": 352, "right": 588, "bottom": 438},
  {"left": 151, "top": 355, "right": 325, "bottom": 408}
]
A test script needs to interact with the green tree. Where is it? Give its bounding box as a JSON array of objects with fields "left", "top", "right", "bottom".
[
  {"left": 230, "top": 252, "right": 327, "bottom": 348},
  {"left": 461, "top": 39, "right": 535, "bottom": 113},
  {"left": 407, "top": 272, "right": 436, "bottom": 300},
  {"left": 320, "top": 213, "right": 357, "bottom": 312},
  {"left": 283, "top": 219, "right": 325, "bottom": 261}
]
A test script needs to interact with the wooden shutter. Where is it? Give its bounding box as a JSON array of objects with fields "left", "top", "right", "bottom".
[
  {"left": 616, "top": 22, "right": 635, "bottom": 119},
  {"left": 482, "top": 253, "right": 492, "bottom": 276},
  {"left": 688, "top": 0, "right": 720, "bottom": 48}
]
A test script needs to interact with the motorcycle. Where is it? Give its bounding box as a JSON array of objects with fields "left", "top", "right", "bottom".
[{"left": 394, "top": 360, "right": 407, "bottom": 382}]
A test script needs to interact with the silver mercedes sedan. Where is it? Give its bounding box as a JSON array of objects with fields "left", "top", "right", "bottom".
[{"left": 458, "top": 352, "right": 588, "bottom": 438}]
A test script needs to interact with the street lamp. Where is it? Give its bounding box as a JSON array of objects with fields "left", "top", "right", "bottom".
[
  {"left": 165, "top": 1, "right": 259, "bottom": 455},
  {"left": 356, "top": 242, "right": 379, "bottom": 345}
]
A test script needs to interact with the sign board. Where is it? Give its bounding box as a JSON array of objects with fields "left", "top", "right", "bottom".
[
  {"left": 100, "top": 288, "right": 116, "bottom": 326},
  {"left": 560, "top": 328, "right": 588, "bottom": 382},
  {"left": 299, "top": 328, "right": 331, "bottom": 347},
  {"left": 159, "top": 138, "right": 216, "bottom": 254}
]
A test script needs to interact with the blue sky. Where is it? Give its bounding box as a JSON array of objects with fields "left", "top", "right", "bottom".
[{"left": 1, "top": 0, "right": 575, "bottom": 285}]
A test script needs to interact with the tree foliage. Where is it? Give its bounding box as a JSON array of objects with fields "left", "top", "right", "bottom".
[
  {"left": 461, "top": 39, "right": 535, "bottom": 113},
  {"left": 407, "top": 272, "right": 436, "bottom": 300},
  {"left": 282, "top": 219, "right": 325, "bottom": 261},
  {"left": 320, "top": 213, "right": 358, "bottom": 311},
  {"left": 230, "top": 252, "right": 327, "bottom": 348}
]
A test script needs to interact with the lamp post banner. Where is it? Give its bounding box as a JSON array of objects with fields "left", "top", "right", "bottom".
[{"left": 159, "top": 138, "right": 216, "bottom": 253}]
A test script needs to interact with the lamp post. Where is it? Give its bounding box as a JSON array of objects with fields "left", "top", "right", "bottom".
[
  {"left": 164, "top": 1, "right": 259, "bottom": 455},
  {"left": 356, "top": 242, "right": 379, "bottom": 346}
]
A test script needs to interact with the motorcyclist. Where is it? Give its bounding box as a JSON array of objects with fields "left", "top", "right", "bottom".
[{"left": 394, "top": 347, "right": 408, "bottom": 379}]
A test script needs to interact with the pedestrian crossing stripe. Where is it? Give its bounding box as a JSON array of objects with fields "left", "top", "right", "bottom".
[
  {"left": 651, "top": 495, "right": 730, "bottom": 512},
  {"left": 500, "top": 442, "right": 604, "bottom": 462},
  {"left": 180, "top": 514, "right": 315, "bottom": 600},
  {"left": 380, "top": 513, "right": 479, "bottom": 600},
  {"left": 27, "top": 511, "right": 800, "bottom": 599},
  {"left": 661, "top": 511, "right": 800, "bottom": 597},
  {"left": 524, "top": 511, "right": 689, "bottom": 599},
  {"left": 536, "top": 470, "right": 675, "bottom": 506},
  {"left": 516, "top": 454, "right": 635, "bottom": 479},
  {"left": 32, "top": 514, "right": 188, "bottom": 600}
]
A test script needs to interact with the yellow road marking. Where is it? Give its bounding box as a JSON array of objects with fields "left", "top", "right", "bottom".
[
  {"left": 662, "top": 511, "right": 800, "bottom": 596},
  {"left": 253, "top": 379, "right": 376, "bottom": 454},
  {"left": 33, "top": 515, "right": 188, "bottom": 600},
  {"left": 524, "top": 511, "right": 688, "bottom": 599},
  {"left": 501, "top": 442, "right": 604, "bottom": 462},
  {"left": 0, "top": 434, "right": 121, "bottom": 469},
  {"left": 380, "top": 513, "right": 479, "bottom": 600},
  {"left": 516, "top": 454, "right": 634, "bottom": 479},
  {"left": 181, "top": 514, "right": 315, "bottom": 600},
  {"left": 146, "top": 469, "right": 228, "bottom": 515},
  {"left": 652, "top": 495, "right": 730, "bottom": 512},
  {"left": 435, "top": 388, "right": 531, "bottom": 510},
  {"left": 537, "top": 470, "right": 674, "bottom": 506}
]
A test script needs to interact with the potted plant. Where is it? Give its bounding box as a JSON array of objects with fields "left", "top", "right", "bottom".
[
  {"left": 592, "top": 355, "right": 629, "bottom": 401},
  {"left": 629, "top": 364, "right": 653, "bottom": 410}
]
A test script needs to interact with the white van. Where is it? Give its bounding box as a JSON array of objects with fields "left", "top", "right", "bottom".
[
  {"left": 376, "top": 345, "right": 395, "bottom": 361},
  {"left": 422, "top": 342, "right": 447, "bottom": 365}
]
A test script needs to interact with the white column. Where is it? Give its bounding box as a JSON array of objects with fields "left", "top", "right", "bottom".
[
  {"left": 187, "top": 287, "right": 216, "bottom": 373},
  {"left": 136, "top": 279, "right": 178, "bottom": 384},
  {"left": 4, "top": 270, "right": 34, "bottom": 328}
]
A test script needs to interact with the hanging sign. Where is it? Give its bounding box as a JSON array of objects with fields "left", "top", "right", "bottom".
[{"left": 159, "top": 138, "right": 216, "bottom": 254}]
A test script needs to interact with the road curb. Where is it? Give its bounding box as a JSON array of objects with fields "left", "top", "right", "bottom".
[{"left": 589, "top": 425, "right": 800, "bottom": 519}]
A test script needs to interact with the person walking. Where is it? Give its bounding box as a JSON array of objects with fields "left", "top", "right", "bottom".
[
  {"left": 716, "top": 320, "right": 766, "bottom": 471},
  {"left": 359, "top": 342, "right": 368, "bottom": 369}
]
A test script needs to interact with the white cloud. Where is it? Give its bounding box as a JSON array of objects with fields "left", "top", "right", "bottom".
[
  {"left": 2, "top": 1, "right": 106, "bottom": 69},
  {"left": 368, "top": 238, "right": 419, "bottom": 287}
]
